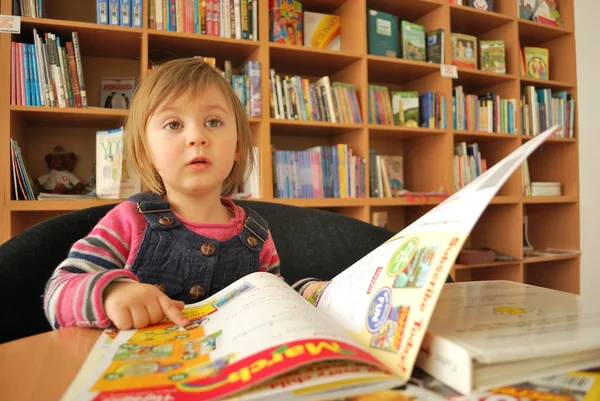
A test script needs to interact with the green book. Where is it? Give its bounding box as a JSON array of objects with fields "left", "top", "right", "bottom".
[
  {"left": 391, "top": 91, "right": 420, "bottom": 127},
  {"left": 367, "top": 9, "right": 399, "bottom": 57},
  {"left": 480, "top": 40, "right": 506, "bottom": 74},
  {"left": 401, "top": 21, "right": 426, "bottom": 61}
]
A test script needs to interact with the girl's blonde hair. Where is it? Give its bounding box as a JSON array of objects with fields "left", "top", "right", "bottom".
[{"left": 124, "top": 58, "right": 254, "bottom": 197}]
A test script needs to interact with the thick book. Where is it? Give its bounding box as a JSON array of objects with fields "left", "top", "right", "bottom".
[
  {"left": 367, "top": 9, "right": 399, "bottom": 57},
  {"left": 63, "top": 127, "right": 564, "bottom": 401},
  {"left": 416, "top": 280, "right": 600, "bottom": 394}
]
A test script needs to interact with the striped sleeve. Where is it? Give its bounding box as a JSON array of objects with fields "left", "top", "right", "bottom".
[
  {"left": 258, "top": 231, "right": 281, "bottom": 278},
  {"left": 43, "top": 203, "right": 142, "bottom": 330}
]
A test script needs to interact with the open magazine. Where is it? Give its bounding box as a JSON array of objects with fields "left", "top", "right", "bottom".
[{"left": 62, "top": 126, "right": 562, "bottom": 401}]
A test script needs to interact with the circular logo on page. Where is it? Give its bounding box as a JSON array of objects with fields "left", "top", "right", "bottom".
[{"left": 366, "top": 287, "right": 392, "bottom": 333}]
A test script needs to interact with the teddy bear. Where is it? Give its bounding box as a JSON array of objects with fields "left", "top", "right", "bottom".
[{"left": 34, "top": 146, "right": 87, "bottom": 194}]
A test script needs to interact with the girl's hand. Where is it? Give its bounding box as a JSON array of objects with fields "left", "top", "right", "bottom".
[
  {"left": 104, "top": 282, "right": 190, "bottom": 329},
  {"left": 302, "top": 281, "right": 329, "bottom": 305}
]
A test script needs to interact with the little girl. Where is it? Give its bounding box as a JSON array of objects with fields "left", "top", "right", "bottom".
[{"left": 43, "top": 58, "right": 325, "bottom": 331}]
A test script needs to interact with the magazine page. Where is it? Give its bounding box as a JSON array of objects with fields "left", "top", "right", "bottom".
[
  {"left": 314, "top": 126, "right": 561, "bottom": 382},
  {"left": 64, "top": 272, "right": 403, "bottom": 401}
]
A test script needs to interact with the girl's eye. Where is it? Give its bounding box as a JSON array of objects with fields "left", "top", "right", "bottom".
[
  {"left": 205, "top": 118, "right": 223, "bottom": 128},
  {"left": 165, "top": 121, "right": 182, "bottom": 130}
]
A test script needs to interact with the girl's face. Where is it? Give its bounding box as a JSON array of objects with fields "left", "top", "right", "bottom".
[{"left": 146, "top": 84, "right": 239, "bottom": 198}]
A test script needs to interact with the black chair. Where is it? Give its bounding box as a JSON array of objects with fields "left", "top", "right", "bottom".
[{"left": 0, "top": 200, "right": 449, "bottom": 344}]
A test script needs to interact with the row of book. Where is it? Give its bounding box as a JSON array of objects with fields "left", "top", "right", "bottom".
[
  {"left": 12, "top": 0, "right": 44, "bottom": 18},
  {"left": 269, "top": 71, "right": 361, "bottom": 124},
  {"left": 369, "top": 150, "right": 403, "bottom": 198},
  {"left": 9, "top": 139, "right": 36, "bottom": 200},
  {"left": 97, "top": 0, "right": 143, "bottom": 27},
  {"left": 452, "top": 86, "right": 517, "bottom": 134},
  {"left": 369, "top": 86, "right": 448, "bottom": 130},
  {"left": 521, "top": 86, "right": 575, "bottom": 138},
  {"left": 272, "top": 145, "right": 366, "bottom": 199},
  {"left": 453, "top": 141, "right": 488, "bottom": 191},
  {"left": 10, "top": 30, "right": 88, "bottom": 108},
  {"left": 148, "top": 0, "right": 258, "bottom": 39},
  {"left": 367, "top": 9, "right": 444, "bottom": 64}
]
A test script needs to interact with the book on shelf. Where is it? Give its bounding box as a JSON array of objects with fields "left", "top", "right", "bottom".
[
  {"left": 426, "top": 29, "right": 445, "bottom": 64},
  {"left": 147, "top": 0, "right": 257, "bottom": 39},
  {"left": 61, "top": 126, "right": 570, "bottom": 401},
  {"left": 269, "top": 70, "right": 361, "bottom": 124},
  {"left": 12, "top": 0, "right": 45, "bottom": 18},
  {"left": 269, "top": 0, "right": 303, "bottom": 45},
  {"left": 530, "top": 181, "right": 561, "bottom": 196},
  {"left": 451, "top": 33, "right": 477, "bottom": 69},
  {"left": 416, "top": 280, "right": 600, "bottom": 394},
  {"left": 532, "top": 0, "right": 564, "bottom": 27},
  {"left": 521, "top": 85, "right": 574, "bottom": 138},
  {"left": 369, "top": 151, "right": 404, "bottom": 198},
  {"left": 369, "top": 86, "right": 446, "bottom": 129},
  {"left": 523, "top": 46, "right": 549, "bottom": 80},
  {"left": 453, "top": 86, "right": 518, "bottom": 134},
  {"left": 468, "top": 0, "right": 494, "bottom": 11},
  {"left": 401, "top": 21, "right": 426, "bottom": 62},
  {"left": 96, "top": 127, "right": 142, "bottom": 200},
  {"left": 303, "top": 11, "right": 341, "bottom": 51},
  {"left": 11, "top": 29, "right": 88, "bottom": 108},
  {"left": 9, "top": 138, "right": 37, "bottom": 201},
  {"left": 453, "top": 141, "right": 488, "bottom": 191},
  {"left": 100, "top": 77, "right": 136, "bottom": 109},
  {"left": 367, "top": 9, "right": 399, "bottom": 58},
  {"left": 272, "top": 145, "right": 366, "bottom": 199},
  {"left": 479, "top": 40, "right": 506, "bottom": 74}
]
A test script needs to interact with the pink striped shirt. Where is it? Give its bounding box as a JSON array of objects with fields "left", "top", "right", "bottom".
[{"left": 43, "top": 199, "right": 283, "bottom": 329}]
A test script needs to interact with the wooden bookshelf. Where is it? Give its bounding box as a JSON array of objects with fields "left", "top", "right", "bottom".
[{"left": 0, "top": 0, "right": 580, "bottom": 294}]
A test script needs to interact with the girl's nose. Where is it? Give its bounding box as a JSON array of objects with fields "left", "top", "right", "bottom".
[{"left": 187, "top": 129, "right": 208, "bottom": 147}]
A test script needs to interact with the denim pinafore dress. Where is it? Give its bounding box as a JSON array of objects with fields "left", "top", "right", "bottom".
[{"left": 128, "top": 192, "right": 269, "bottom": 303}]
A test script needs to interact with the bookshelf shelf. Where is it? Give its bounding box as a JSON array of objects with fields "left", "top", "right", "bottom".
[
  {"left": 453, "top": 130, "right": 518, "bottom": 141},
  {"left": 449, "top": 5, "right": 513, "bottom": 35},
  {"left": 519, "top": 77, "right": 575, "bottom": 91},
  {"left": 518, "top": 20, "right": 573, "bottom": 43},
  {"left": 0, "top": 0, "right": 580, "bottom": 294},
  {"left": 269, "top": 44, "right": 362, "bottom": 77},
  {"left": 148, "top": 30, "right": 260, "bottom": 64},
  {"left": 366, "top": 56, "right": 440, "bottom": 84},
  {"left": 269, "top": 198, "right": 368, "bottom": 208},
  {"left": 271, "top": 120, "right": 364, "bottom": 136},
  {"left": 521, "top": 136, "right": 576, "bottom": 143},
  {"left": 369, "top": 125, "right": 446, "bottom": 140},
  {"left": 368, "top": 197, "right": 444, "bottom": 207},
  {"left": 9, "top": 199, "right": 121, "bottom": 211},
  {"left": 454, "top": 261, "right": 521, "bottom": 270},
  {"left": 523, "top": 253, "right": 579, "bottom": 265},
  {"left": 522, "top": 196, "right": 578, "bottom": 204},
  {"left": 10, "top": 106, "right": 128, "bottom": 127},
  {"left": 455, "top": 68, "right": 517, "bottom": 87},
  {"left": 490, "top": 196, "right": 520, "bottom": 205}
]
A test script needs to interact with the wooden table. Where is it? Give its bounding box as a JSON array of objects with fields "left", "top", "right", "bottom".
[{"left": 0, "top": 328, "right": 101, "bottom": 401}]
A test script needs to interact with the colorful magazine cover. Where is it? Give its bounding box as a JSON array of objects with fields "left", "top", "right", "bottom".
[{"left": 63, "top": 127, "right": 562, "bottom": 401}]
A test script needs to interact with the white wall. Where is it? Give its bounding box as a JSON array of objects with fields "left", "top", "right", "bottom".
[{"left": 575, "top": 0, "right": 600, "bottom": 303}]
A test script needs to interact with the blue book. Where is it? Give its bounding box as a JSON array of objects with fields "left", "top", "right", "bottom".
[
  {"left": 120, "top": 0, "right": 131, "bottom": 26},
  {"left": 97, "top": 0, "right": 109, "bottom": 24},
  {"left": 132, "top": 0, "right": 143, "bottom": 28},
  {"left": 109, "top": 0, "right": 120, "bottom": 25}
]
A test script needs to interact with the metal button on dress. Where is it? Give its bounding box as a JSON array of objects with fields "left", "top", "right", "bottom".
[
  {"left": 189, "top": 285, "right": 205, "bottom": 299},
  {"left": 246, "top": 236, "right": 258, "bottom": 247},
  {"left": 158, "top": 216, "right": 174, "bottom": 226},
  {"left": 200, "top": 242, "right": 216, "bottom": 256}
]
